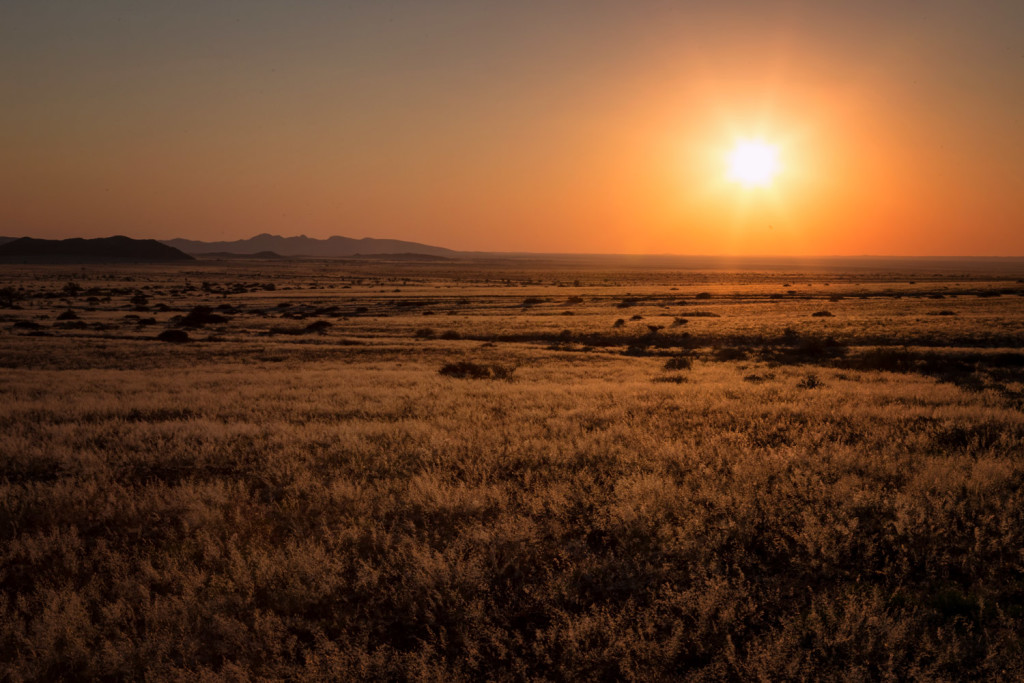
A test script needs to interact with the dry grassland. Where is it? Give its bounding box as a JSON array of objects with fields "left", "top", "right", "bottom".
[{"left": 2, "top": 259, "right": 1024, "bottom": 679}]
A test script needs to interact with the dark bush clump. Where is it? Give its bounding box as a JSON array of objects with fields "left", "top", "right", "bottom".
[
  {"left": 270, "top": 321, "right": 332, "bottom": 335},
  {"left": 440, "top": 330, "right": 461, "bottom": 340},
  {"left": 178, "top": 306, "right": 228, "bottom": 328},
  {"left": 612, "top": 319, "right": 625, "bottom": 328},
  {"left": 414, "top": 328, "right": 436, "bottom": 339},
  {"left": 56, "top": 309, "right": 79, "bottom": 320},
  {"left": 695, "top": 292, "right": 712, "bottom": 299},
  {"left": 714, "top": 347, "right": 748, "bottom": 361},
  {"left": 664, "top": 356, "right": 692, "bottom": 371},
  {"left": 304, "top": 320, "right": 332, "bottom": 334},
  {"left": 798, "top": 373, "right": 824, "bottom": 389},
  {"left": 156, "top": 329, "right": 190, "bottom": 343},
  {"left": 439, "top": 361, "right": 516, "bottom": 381},
  {"left": 811, "top": 310, "right": 834, "bottom": 317}
]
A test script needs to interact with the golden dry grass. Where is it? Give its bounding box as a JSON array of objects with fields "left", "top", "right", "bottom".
[{"left": 2, "top": 259, "right": 1024, "bottom": 679}]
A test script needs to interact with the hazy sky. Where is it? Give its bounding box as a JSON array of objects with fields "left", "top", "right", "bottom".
[{"left": 3, "top": 1, "right": 1023, "bottom": 255}]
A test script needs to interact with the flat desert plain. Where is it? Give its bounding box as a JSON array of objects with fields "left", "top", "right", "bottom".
[{"left": 2, "top": 258, "right": 1024, "bottom": 679}]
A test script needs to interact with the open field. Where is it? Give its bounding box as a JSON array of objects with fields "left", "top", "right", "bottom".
[{"left": 3, "top": 258, "right": 1024, "bottom": 679}]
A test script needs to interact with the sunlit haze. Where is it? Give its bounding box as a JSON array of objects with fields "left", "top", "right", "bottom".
[
  {"left": 728, "top": 141, "right": 780, "bottom": 188},
  {"left": 2, "top": 2, "right": 1023, "bottom": 255}
]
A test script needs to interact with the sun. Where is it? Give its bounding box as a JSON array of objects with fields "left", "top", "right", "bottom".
[{"left": 727, "top": 140, "right": 780, "bottom": 187}]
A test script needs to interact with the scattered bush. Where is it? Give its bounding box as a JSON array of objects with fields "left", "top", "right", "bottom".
[
  {"left": 178, "top": 306, "right": 228, "bottom": 328},
  {"left": 439, "top": 361, "right": 516, "bottom": 381},
  {"left": 714, "top": 347, "right": 747, "bottom": 361},
  {"left": 812, "top": 310, "right": 834, "bottom": 317},
  {"left": 612, "top": 319, "right": 625, "bottom": 328},
  {"left": 156, "top": 329, "right": 190, "bottom": 343},
  {"left": 271, "top": 321, "right": 333, "bottom": 335},
  {"left": 664, "top": 356, "right": 692, "bottom": 370},
  {"left": 415, "top": 328, "right": 436, "bottom": 339},
  {"left": 695, "top": 292, "right": 712, "bottom": 299},
  {"left": 798, "top": 373, "right": 824, "bottom": 389}
]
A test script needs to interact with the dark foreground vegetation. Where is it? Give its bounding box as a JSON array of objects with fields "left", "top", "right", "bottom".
[{"left": 2, "top": 259, "right": 1024, "bottom": 679}]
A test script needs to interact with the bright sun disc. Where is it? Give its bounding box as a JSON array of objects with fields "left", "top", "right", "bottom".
[{"left": 727, "top": 140, "right": 780, "bottom": 187}]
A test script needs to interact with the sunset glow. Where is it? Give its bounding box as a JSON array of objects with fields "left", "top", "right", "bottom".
[
  {"left": 727, "top": 140, "right": 780, "bottom": 187},
  {"left": 2, "top": 3, "right": 1023, "bottom": 255}
]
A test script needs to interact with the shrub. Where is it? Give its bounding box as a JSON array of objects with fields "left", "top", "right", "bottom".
[
  {"left": 812, "top": 310, "right": 834, "bottom": 317},
  {"left": 612, "top": 319, "right": 625, "bottom": 328},
  {"left": 414, "top": 328, "right": 436, "bottom": 339},
  {"left": 0, "top": 286, "right": 21, "bottom": 308},
  {"left": 798, "top": 373, "right": 823, "bottom": 389},
  {"left": 695, "top": 292, "right": 712, "bottom": 299},
  {"left": 156, "top": 329, "right": 190, "bottom": 343},
  {"left": 178, "top": 306, "right": 228, "bottom": 328},
  {"left": 304, "top": 320, "right": 332, "bottom": 334},
  {"left": 439, "top": 361, "right": 516, "bottom": 381},
  {"left": 714, "top": 347, "right": 747, "bottom": 361},
  {"left": 664, "top": 356, "right": 692, "bottom": 370}
]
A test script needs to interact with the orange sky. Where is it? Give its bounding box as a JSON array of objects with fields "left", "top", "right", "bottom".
[{"left": 2, "top": 2, "right": 1023, "bottom": 255}]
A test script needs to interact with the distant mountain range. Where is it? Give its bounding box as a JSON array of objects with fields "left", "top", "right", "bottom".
[
  {"left": 193, "top": 251, "right": 286, "bottom": 260},
  {"left": 0, "top": 236, "right": 194, "bottom": 263},
  {"left": 161, "top": 233, "right": 458, "bottom": 258}
]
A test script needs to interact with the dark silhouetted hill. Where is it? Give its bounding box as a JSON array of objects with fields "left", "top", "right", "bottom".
[
  {"left": 161, "top": 233, "right": 458, "bottom": 258},
  {"left": 0, "top": 236, "right": 195, "bottom": 263},
  {"left": 194, "top": 251, "right": 286, "bottom": 260},
  {"left": 349, "top": 252, "right": 453, "bottom": 261}
]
